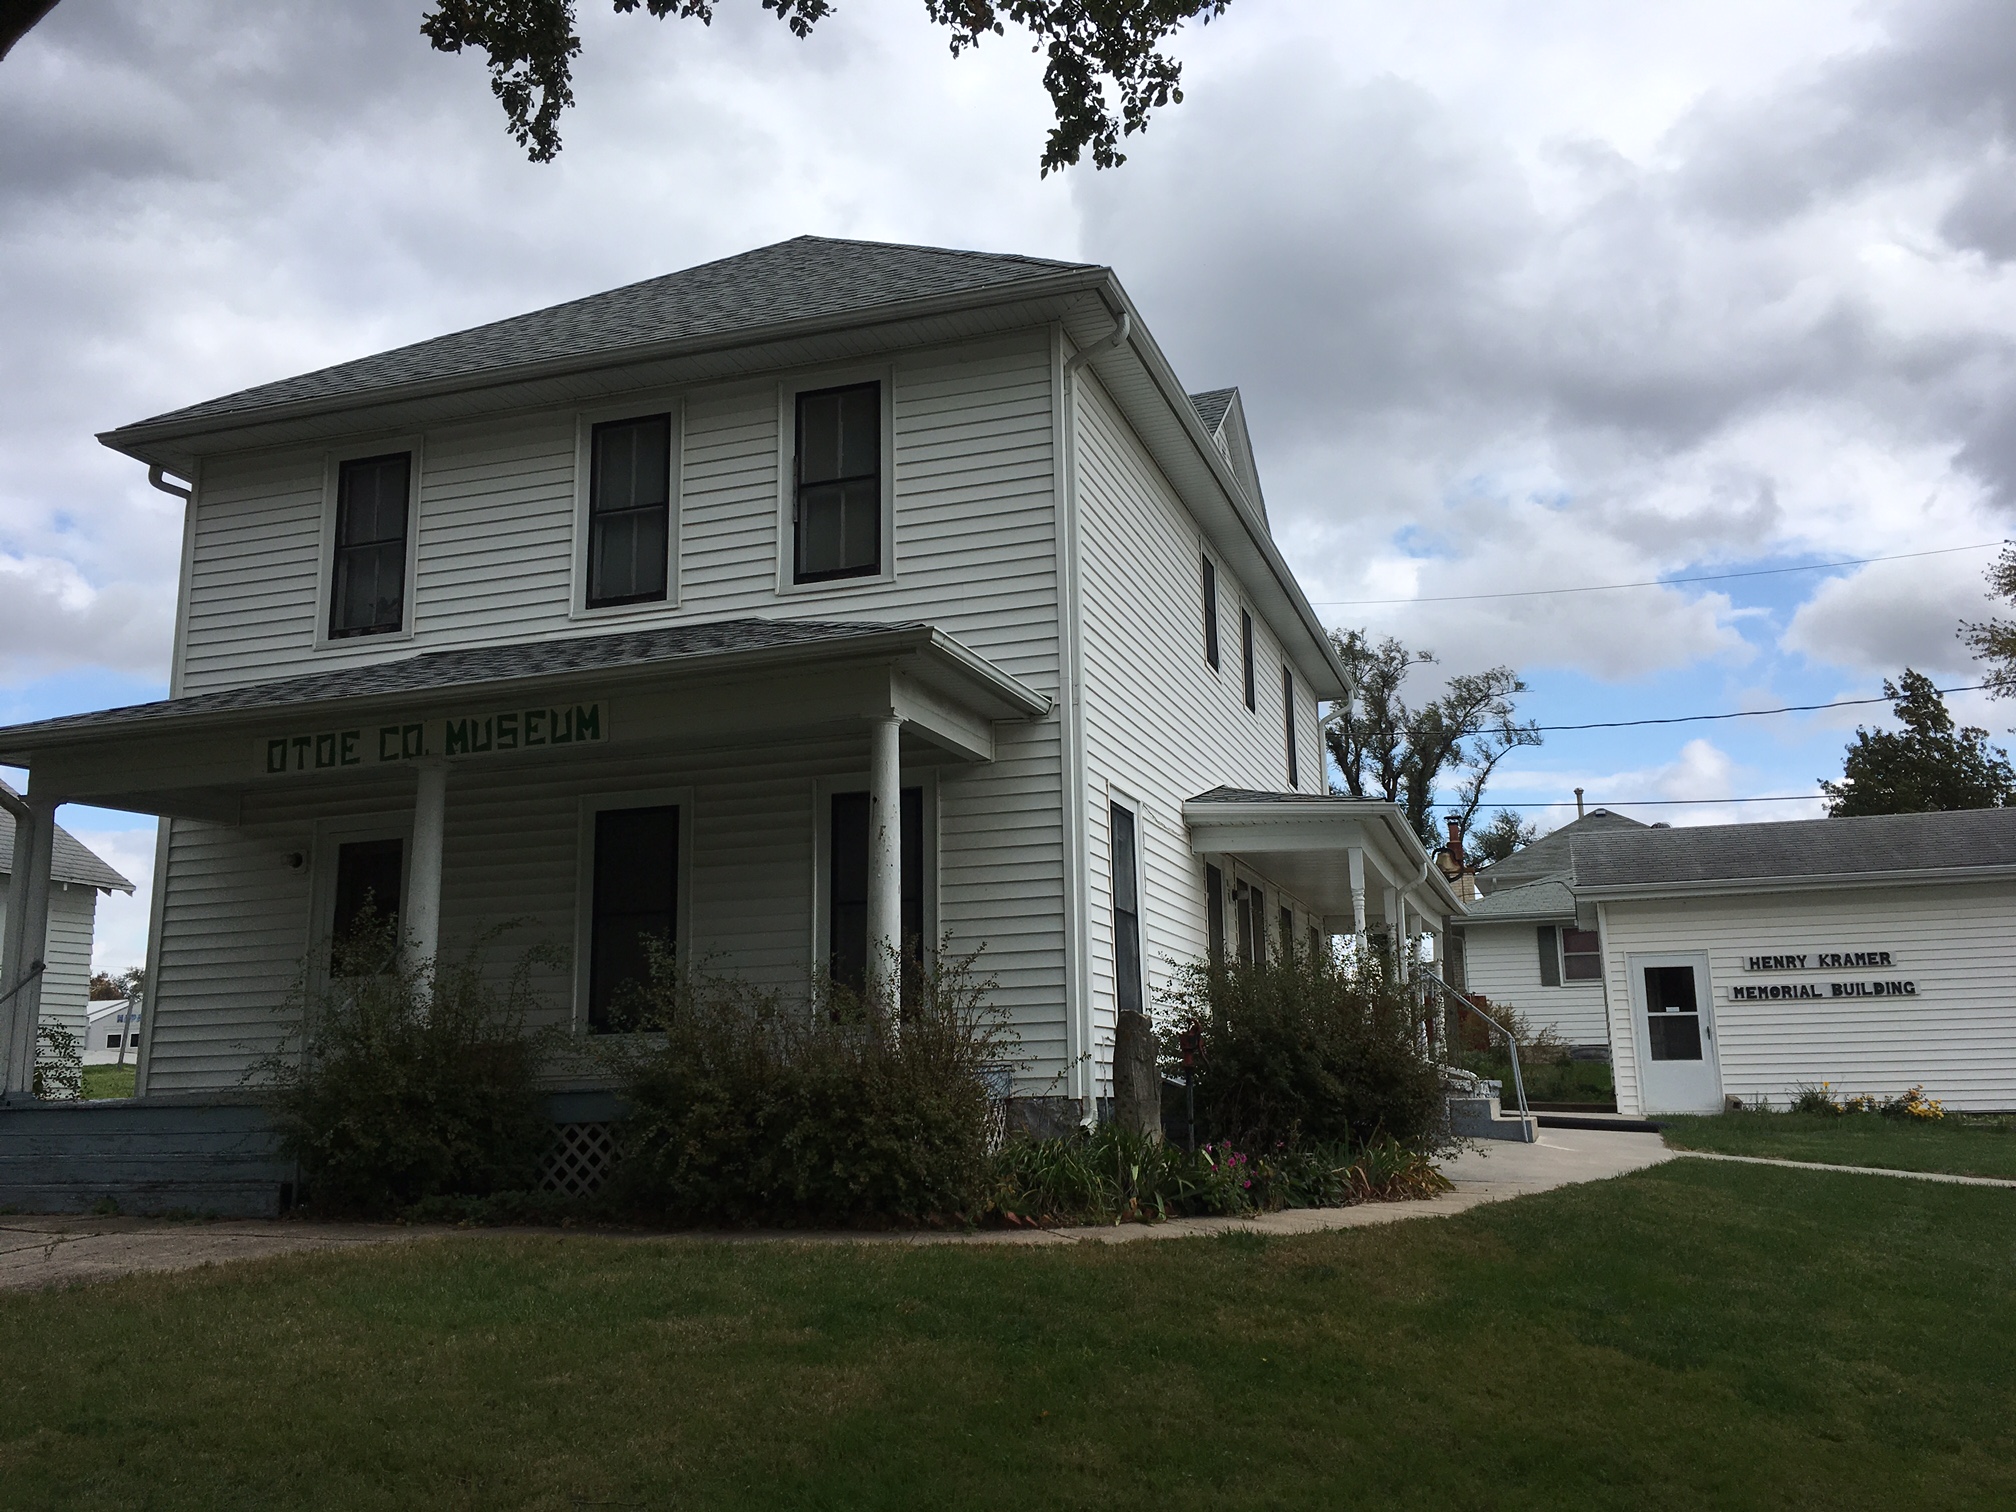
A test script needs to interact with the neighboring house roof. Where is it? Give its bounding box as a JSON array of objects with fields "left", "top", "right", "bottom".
[
  {"left": 0, "top": 782, "right": 135, "bottom": 892},
  {"left": 0, "top": 618, "right": 1048, "bottom": 754},
  {"left": 120, "top": 237, "right": 1094, "bottom": 433},
  {"left": 1460, "top": 877, "right": 1578, "bottom": 922},
  {"left": 1475, "top": 808, "right": 1648, "bottom": 894},
  {"left": 1570, "top": 807, "right": 2016, "bottom": 892},
  {"left": 1187, "top": 786, "right": 1400, "bottom": 807}
]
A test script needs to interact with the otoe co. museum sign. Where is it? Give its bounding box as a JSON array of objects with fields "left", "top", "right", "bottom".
[{"left": 255, "top": 699, "right": 606, "bottom": 776}]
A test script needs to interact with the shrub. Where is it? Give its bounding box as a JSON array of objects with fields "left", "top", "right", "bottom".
[
  {"left": 604, "top": 945, "right": 1017, "bottom": 1227},
  {"left": 256, "top": 913, "right": 558, "bottom": 1215},
  {"left": 990, "top": 1124, "right": 1450, "bottom": 1226},
  {"left": 33, "top": 1021, "right": 82, "bottom": 1101},
  {"left": 1789, "top": 1082, "right": 1845, "bottom": 1116},
  {"left": 1157, "top": 948, "right": 1445, "bottom": 1149}
]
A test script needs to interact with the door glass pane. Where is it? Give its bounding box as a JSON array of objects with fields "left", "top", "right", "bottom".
[
  {"left": 1644, "top": 965, "right": 1703, "bottom": 1061},
  {"left": 331, "top": 837, "right": 402, "bottom": 974},
  {"left": 589, "top": 805, "right": 678, "bottom": 1030}
]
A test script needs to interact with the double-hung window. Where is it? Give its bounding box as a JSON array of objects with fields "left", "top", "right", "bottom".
[
  {"left": 329, "top": 453, "right": 411, "bottom": 638},
  {"left": 1561, "top": 927, "right": 1603, "bottom": 982},
  {"left": 828, "top": 787, "right": 923, "bottom": 994},
  {"left": 1201, "top": 556, "right": 1220, "bottom": 669},
  {"left": 1110, "top": 803, "right": 1143, "bottom": 1017},
  {"left": 587, "top": 414, "right": 672, "bottom": 608},
  {"left": 1240, "top": 610, "right": 1256, "bottom": 711},
  {"left": 1283, "top": 665, "right": 1298, "bottom": 787},
  {"left": 794, "top": 382, "right": 881, "bottom": 583}
]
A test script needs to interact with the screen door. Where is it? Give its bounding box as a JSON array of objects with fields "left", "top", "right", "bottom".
[{"left": 1628, "top": 952, "right": 1723, "bottom": 1113}]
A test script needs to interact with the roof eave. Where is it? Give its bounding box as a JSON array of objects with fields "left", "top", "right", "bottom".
[
  {"left": 97, "top": 264, "right": 1117, "bottom": 464},
  {"left": 1578, "top": 864, "right": 2016, "bottom": 900}
]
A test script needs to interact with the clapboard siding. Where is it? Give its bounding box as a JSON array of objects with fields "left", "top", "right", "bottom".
[
  {"left": 1462, "top": 922, "right": 1612, "bottom": 1045},
  {"left": 0, "top": 876, "right": 97, "bottom": 1039},
  {"left": 1599, "top": 884, "right": 2016, "bottom": 1115},
  {"left": 1072, "top": 379, "right": 1326, "bottom": 1089}
]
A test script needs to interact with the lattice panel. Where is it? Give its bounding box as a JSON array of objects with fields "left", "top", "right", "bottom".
[{"left": 541, "top": 1121, "right": 617, "bottom": 1196}]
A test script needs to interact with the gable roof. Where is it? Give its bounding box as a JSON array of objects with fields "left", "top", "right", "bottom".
[
  {"left": 0, "top": 782, "right": 134, "bottom": 893},
  {"left": 1461, "top": 877, "right": 1578, "bottom": 922},
  {"left": 1570, "top": 807, "right": 2016, "bottom": 892},
  {"left": 1186, "top": 386, "right": 1266, "bottom": 525},
  {"left": 1476, "top": 808, "right": 1648, "bottom": 894},
  {"left": 1189, "top": 388, "right": 1236, "bottom": 433}
]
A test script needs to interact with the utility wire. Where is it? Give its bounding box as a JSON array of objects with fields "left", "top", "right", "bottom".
[
  {"left": 1429, "top": 795, "right": 1823, "bottom": 808},
  {"left": 1528, "top": 682, "right": 1991, "bottom": 733},
  {"left": 1312, "top": 541, "right": 2003, "bottom": 607}
]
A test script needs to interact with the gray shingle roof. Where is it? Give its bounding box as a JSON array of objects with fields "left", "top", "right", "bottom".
[
  {"left": 1188, "top": 786, "right": 1394, "bottom": 807},
  {"left": 1189, "top": 388, "right": 1236, "bottom": 435},
  {"left": 1570, "top": 808, "right": 2016, "bottom": 889},
  {"left": 0, "top": 782, "right": 134, "bottom": 892},
  {"left": 1477, "top": 809, "right": 1647, "bottom": 893},
  {"left": 1461, "top": 877, "right": 1577, "bottom": 921},
  {"left": 125, "top": 237, "right": 1097, "bottom": 432},
  {"left": 0, "top": 619, "right": 926, "bottom": 745}
]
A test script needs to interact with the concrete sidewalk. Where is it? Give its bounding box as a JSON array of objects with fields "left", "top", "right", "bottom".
[{"left": 1, "top": 1130, "right": 1676, "bottom": 1292}]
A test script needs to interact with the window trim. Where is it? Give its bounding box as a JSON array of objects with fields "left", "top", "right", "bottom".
[
  {"left": 313, "top": 435, "right": 423, "bottom": 651},
  {"left": 775, "top": 367, "right": 897, "bottom": 597},
  {"left": 1201, "top": 554, "right": 1221, "bottom": 671},
  {"left": 573, "top": 787, "right": 694, "bottom": 1033},
  {"left": 1240, "top": 608, "right": 1256, "bottom": 711},
  {"left": 570, "top": 397, "right": 682, "bottom": 621},
  {"left": 810, "top": 768, "right": 939, "bottom": 984}
]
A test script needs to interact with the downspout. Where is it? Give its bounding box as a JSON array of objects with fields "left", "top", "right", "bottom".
[
  {"left": 1064, "top": 312, "right": 1130, "bottom": 378},
  {"left": 147, "top": 464, "right": 192, "bottom": 501}
]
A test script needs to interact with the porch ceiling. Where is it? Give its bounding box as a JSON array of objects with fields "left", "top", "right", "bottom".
[
  {"left": 1182, "top": 788, "right": 1466, "bottom": 927},
  {"left": 0, "top": 618, "right": 1050, "bottom": 819}
]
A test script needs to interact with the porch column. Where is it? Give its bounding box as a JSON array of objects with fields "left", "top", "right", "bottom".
[
  {"left": 867, "top": 715, "right": 903, "bottom": 1012},
  {"left": 1395, "top": 894, "right": 1411, "bottom": 982},
  {"left": 1, "top": 789, "right": 58, "bottom": 1100},
  {"left": 1347, "top": 847, "right": 1367, "bottom": 937},
  {"left": 404, "top": 760, "right": 448, "bottom": 975}
]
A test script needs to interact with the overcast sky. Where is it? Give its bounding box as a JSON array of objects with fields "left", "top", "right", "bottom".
[{"left": 5, "top": 0, "right": 2016, "bottom": 968}]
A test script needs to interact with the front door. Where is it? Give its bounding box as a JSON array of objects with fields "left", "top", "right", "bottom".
[{"left": 1628, "top": 953, "right": 1723, "bottom": 1113}]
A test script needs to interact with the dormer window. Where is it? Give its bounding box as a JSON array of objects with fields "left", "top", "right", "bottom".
[
  {"left": 794, "top": 382, "right": 880, "bottom": 583},
  {"left": 329, "top": 452, "right": 412, "bottom": 638},
  {"left": 587, "top": 414, "right": 672, "bottom": 608}
]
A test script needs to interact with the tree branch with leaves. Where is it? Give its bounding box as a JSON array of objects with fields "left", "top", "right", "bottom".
[{"left": 1325, "top": 630, "right": 1542, "bottom": 849}]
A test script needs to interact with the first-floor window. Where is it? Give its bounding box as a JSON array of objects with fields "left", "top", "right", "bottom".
[
  {"left": 829, "top": 787, "right": 923, "bottom": 995},
  {"left": 1561, "top": 927, "right": 1602, "bottom": 981},
  {"left": 1279, "top": 905, "right": 1294, "bottom": 954},
  {"left": 1235, "top": 880, "right": 1264, "bottom": 963},
  {"left": 589, "top": 805, "right": 680, "bottom": 1031},
  {"left": 1204, "top": 863, "right": 1226, "bottom": 964},
  {"left": 331, "top": 837, "right": 403, "bottom": 973},
  {"left": 1110, "top": 803, "right": 1143, "bottom": 1016}
]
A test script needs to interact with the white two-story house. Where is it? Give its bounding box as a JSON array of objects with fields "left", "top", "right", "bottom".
[{"left": 0, "top": 237, "right": 1460, "bottom": 1134}]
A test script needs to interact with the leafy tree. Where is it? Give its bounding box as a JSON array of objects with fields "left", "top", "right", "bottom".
[
  {"left": 1325, "top": 630, "right": 1542, "bottom": 849},
  {"left": 1467, "top": 808, "right": 1537, "bottom": 867},
  {"left": 0, "top": 5, "right": 1230, "bottom": 173},
  {"left": 1819, "top": 669, "right": 2016, "bottom": 816},
  {"left": 1962, "top": 543, "right": 2016, "bottom": 702}
]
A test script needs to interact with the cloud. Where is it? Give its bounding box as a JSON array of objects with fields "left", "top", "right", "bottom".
[
  {"left": 1782, "top": 549, "right": 2002, "bottom": 676},
  {"left": 0, "top": 554, "right": 173, "bottom": 679}
]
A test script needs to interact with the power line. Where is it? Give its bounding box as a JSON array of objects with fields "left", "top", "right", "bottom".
[
  {"left": 1430, "top": 795, "right": 1825, "bottom": 808},
  {"left": 1530, "top": 682, "right": 1991, "bottom": 733},
  {"left": 1312, "top": 541, "right": 2004, "bottom": 607}
]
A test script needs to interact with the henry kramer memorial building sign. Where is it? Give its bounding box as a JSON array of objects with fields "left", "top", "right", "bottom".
[{"left": 1728, "top": 951, "right": 1918, "bottom": 1002}]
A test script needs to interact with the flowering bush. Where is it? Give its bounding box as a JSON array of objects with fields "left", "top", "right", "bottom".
[
  {"left": 1788, "top": 1080, "right": 1943, "bottom": 1120},
  {"left": 33, "top": 1021, "right": 83, "bottom": 1101},
  {"left": 1880, "top": 1084, "right": 1946, "bottom": 1121}
]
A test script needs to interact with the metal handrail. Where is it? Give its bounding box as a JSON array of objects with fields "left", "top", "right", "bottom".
[
  {"left": 0, "top": 960, "right": 46, "bottom": 1009},
  {"left": 1417, "top": 968, "right": 1529, "bottom": 1123}
]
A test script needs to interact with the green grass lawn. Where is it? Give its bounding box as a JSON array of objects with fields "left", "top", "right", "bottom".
[
  {"left": 1661, "top": 1110, "right": 2016, "bottom": 1179},
  {"left": 79, "top": 1064, "right": 135, "bottom": 1100},
  {"left": 1458, "top": 1051, "right": 1614, "bottom": 1106},
  {"left": 4, "top": 1161, "right": 2014, "bottom": 1510}
]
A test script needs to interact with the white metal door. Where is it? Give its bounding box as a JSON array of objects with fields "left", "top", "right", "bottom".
[{"left": 1628, "top": 952, "right": 1723, "bottom": 1114}]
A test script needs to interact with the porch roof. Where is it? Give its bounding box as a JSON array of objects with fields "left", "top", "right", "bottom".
[
  {"left": 1181, "top": 788, "right": 1467, "bottom": 925},
  {"left": 0, "top": 618, "right": 1050, "bottom": 764}
]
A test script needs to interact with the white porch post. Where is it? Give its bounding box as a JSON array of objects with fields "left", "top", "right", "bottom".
[
  {"left": 866, "top": 715, "right": 903, "bottom": 1014},
  {"left": 1347, "top": 846, "right": 1367, "bottom": 938},
  {"left": 1, "top": 789, "right": 58, "bottom": 1100},
  {"left": 1395, "top": 894, "right": 1412, "bottom": 982},
  {"left": 404, "top": 760, "right": 449, "bottom": 975}
]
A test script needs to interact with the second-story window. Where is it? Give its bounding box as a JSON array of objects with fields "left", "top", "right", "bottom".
[
  {"left": 330, "top": 452, "right": 411, "bottom": 639},
  {"left": 1201, "top": 555, "right": 1220, "bottom": 670},
  {"left": 1240, "top": 609, "right": 1256, "bottom": 711},
  {"left": 588, "top": 414, "right": 671, "bottom": 608},
  {"left": 795, "top": 382, "right": 881, "bottom": 583},
  {"left": 1283, "top": 665, "right": 1298, "bottom": 787}
]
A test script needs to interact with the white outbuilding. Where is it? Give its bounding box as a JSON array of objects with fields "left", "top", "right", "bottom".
[
  {"left": 1, "top": 784, "right": 134, "bottom": 1052},
  {"left": 1457, "top": 807, "right": 2016, "bottom": 1116}
]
